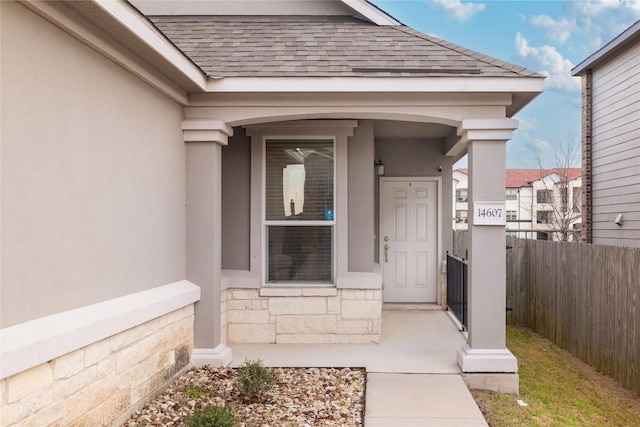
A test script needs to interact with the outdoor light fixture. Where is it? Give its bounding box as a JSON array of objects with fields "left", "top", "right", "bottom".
[
  {"left": 375, "top": 158, "right": 385, "bottom": 176},
  {"left": 614, "top": 213, "right": 623, "bottom": 226}
]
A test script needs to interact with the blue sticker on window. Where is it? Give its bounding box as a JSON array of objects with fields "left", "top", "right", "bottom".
[{"left": 325, "top": 209, "right": 334, "bottom": 220}]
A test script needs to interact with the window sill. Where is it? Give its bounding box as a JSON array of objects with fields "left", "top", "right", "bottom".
[{"left": 260, "top": 287, "right": 337, "bottom": 297}]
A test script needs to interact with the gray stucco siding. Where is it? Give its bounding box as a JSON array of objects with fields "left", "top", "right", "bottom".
[
  {"left": 221, "top": 128, "right": 252, "bottom": 270},
  {"left": 348, "top": 120, "right": 375, "bottom": 273},
  {"left": 1, "top": 2, "right": 186, "bottom": 326},
  {"left": 374, "top": 138, "right": 453, "bottom": 258}
]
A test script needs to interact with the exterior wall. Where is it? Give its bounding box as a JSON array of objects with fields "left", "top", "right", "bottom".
[
  {"left": 375, "top": 138, "right": 453, "bottom": 258},
  {"left": 531, "top": 176, "right": 582, "bottom": 240},
  {"left": 223, "top": 120, "right": 380, "bottom": 289},
  {"left": 453, "top": 171, "right": 581, "bottom": 240},
  {"left": 1, "top": 302, "right": 195, "bottom": 427},
  {"left": 453, "top": 170, "right": 469, "bottom": 231},
  {"left": 1, "top": 1, "right": 186, "bottom": 327},
  {"left": 222, "top": 128, "right": 252, "bottom": 270},
  {"left": 581, "top": 71, "right": 594, "bottom": 243},
  {"left": 221, "top": 288, "right": 382, "bottom": 344},
  {"left": 506, "top": 187, "right": 534, "bottom": 237},
  {"left": 348, "top": 120, "right": 375, "bottom": 272},
  {"left": 590, "top": 41, "right": 640, "bottom": 247}
]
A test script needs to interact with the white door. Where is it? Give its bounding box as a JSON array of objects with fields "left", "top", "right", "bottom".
[{"left": 381, "top": 179, "right": 438, "bottom": 303}]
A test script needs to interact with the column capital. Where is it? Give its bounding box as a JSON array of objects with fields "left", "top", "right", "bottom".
[
  {"left": 183, "top": 119, "right": 233, "bottom": 145},
  {"left": 457, "top": 118, "right": 518, "bottom": 144}
]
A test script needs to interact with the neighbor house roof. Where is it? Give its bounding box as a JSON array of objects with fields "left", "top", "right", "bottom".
[
  {"left": 506, "top": 168, "right": 582, "bottom": 188},
  {"left": 572, "top": 19, "right": 640, "bottom": 75},
  {"left": 454, "top": 168, "right": 581, "bottom": 188},
  {"left": 150, "top": 15, "right": 543, "bottom": 78}
]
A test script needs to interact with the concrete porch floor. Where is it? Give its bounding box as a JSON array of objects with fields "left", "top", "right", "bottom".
[
  {"left": 229, "top": 308, "right": 466, "bottom": 373},
  {"left": 229, "top": 307, "right": 489, "bottom": 426}
]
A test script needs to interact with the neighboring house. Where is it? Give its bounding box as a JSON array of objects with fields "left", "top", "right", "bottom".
[
  {"left": 0, "top": 1, "right": 543, "bottom": 425},
  {"left": 572, "top": 20, "right": 640, "bottom": 248},
  {"left": 454, "top": 168, "right": 582, "bottom": 241}
]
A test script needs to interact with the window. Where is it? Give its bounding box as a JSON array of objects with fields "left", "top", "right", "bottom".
[
  {"left": 506, "top": 231, "right": 518, "bottom": 238},
  {"left": 506, "top": 210, "right": 517, "bottom": 221},
  {"left": 560, "top": 187, "right": 568, "bottom": 210},
  {"left": 265, "top": 139, "right": 334, "bottom": 283},
  {"left": 506, "top": 189, "right": 518, "bottom": 200},
  {"left": 537, "top": 232, "right": 550, "bottom": 241},
  {"left": 536, "top": 210, "right": 551, "bottom": 224},
  {"left": 573, "top": 187, "right": 582, "bottom": 212},
  {"left": 456, "top": 189, "right": 468, "bottom": 203},
  {"left": 455, "top": 210, "right": 468, "bottom": 223},
  {"left": 572, "top": 223, "right": 582, "bottom": 241},
  {"left": 536, "top": 190, "right": 553, "bottom": 204}
]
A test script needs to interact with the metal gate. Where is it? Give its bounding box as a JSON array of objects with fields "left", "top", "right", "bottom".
[{"left": 446, "top": 252, "right": 468, "bottom": 331}]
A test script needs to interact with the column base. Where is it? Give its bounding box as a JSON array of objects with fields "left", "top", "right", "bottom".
[
  {"left": 462, "top": 373, "right": 519, "bottom": 395},
  {"left": 191, "top": 344, "right": 233, "bottom": 367},
  {"left": 457, "top": 344, "right": 518, "bottom": 373}
]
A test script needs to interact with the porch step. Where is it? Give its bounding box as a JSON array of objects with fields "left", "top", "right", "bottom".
[{"left": 383, "top": 303, "right": 442, "bottom": 311}]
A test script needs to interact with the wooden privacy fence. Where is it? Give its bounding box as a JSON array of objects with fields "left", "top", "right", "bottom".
[{"left": 506, "top": 237, "right": 640, "bottom": 395}]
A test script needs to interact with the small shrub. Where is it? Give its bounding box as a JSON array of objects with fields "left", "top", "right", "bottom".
[
  {"left": 235, "top": 359, "right": 278, "bottom": 402},
  {"left": 183, "top": 404, "right": 237, "bottom": 427},
  {"left": 183, "top": 386, "right": 206, "bottom": 399}
]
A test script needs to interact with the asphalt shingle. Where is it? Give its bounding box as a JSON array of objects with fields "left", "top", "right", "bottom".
[{"left": 150, "top": 15, "right": 542, "bottom": 78}]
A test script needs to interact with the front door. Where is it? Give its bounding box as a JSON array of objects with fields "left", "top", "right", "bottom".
[{"left": 381, "top": 179, "right": 438, "bottom": 303}]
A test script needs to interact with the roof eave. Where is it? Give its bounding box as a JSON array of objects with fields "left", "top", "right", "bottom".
[
  {"left": 341, "top": 0, "right": 401, "bottom": 26},
  {"left": 572, "top": 19, "right": 640, "bottom": 76},
  {"left": 205, "top": 75, "right": 546, "bottom": 95}
]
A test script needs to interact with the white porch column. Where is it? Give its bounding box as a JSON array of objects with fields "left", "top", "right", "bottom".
[
  {"left": 183, "top": 119, "right": 233, "bottom": 367},
  {"left": 456, "top": 119, "right": 518, "bottom": 374}
]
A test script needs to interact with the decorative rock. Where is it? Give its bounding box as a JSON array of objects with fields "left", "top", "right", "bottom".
[{"left": 126, "top": 366, "right": 365, "bottom": 426}]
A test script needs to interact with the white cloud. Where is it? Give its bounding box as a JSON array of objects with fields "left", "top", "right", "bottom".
[
  {"left": 529, "top": 15, "right": 574, "bottom": 43},
  {"left": 529, "top": 1, "right": 640, "bottom": 49},
  {"left": 430, "top": 0, "right": 486, "bottom": 22},
  {"left": 515, "top": 33, "right": 581, "bottom": 94},
  {"left": 516, "top": 116, "right": 538, "bottom": 131},
  {"left": 531, "top": 138, "right": 553, "bottom": 154}
]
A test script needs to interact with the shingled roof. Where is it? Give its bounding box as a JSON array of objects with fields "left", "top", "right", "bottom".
[{"left": 150, "top": 15, "right": 542, "bottom": 79}]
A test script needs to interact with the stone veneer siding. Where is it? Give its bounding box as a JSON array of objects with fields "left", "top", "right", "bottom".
[
  {"left": 221, "top": 288, "right": 382, "bottom": 344},
  {"left": 0, "top": 305, "right": 194, "bottom": 427}
]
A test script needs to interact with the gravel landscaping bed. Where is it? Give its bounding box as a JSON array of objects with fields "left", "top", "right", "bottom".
[{"left": 125, "top": 366, "right": 366, "bottom": 427}]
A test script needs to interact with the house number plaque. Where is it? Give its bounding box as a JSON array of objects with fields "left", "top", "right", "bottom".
[{"left": 472, "top": 201, "right": 506, "bottom": 225}]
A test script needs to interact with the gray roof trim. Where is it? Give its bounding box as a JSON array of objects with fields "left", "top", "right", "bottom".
[{"left": 572, "top": 19, "right": 640, "bottom": 76}]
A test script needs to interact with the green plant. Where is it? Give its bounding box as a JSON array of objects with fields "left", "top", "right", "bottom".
[
  {"left": 183, "top": 386, "right": 206, "bottom": 399},
  {"left": 183, "top": 404, "right": 237, "bottom": 427},
  {"left": 235, "top": 359, "right": 278, "bottom": 402}
]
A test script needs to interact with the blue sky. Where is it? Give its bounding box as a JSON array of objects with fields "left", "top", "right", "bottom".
[{"left": 370, "top": 0, "right": 640, "bottom": 168}]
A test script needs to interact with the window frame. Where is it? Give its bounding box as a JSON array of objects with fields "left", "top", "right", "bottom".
[
  {"left": 536, "top": 210, "right": 551, "bottom": 224},
  {"left": 263, "top": 137, "right": 337, "bottom": 285},
  {"left": 506, "top": 189, "right": 518, "bottom": 201},
  {"left": 456, "top": 189, "right": 468, "bottom": 203},
  {"left": 537, "top": 231, "right": 550, "bottom": 241},
  {"left": 536, "top": 189, "right": 553, "bottom": 204}
]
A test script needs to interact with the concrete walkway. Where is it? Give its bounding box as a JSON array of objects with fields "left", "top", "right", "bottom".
[{"left": 230, "top": 308, "right": 488, "bottom": 426}]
